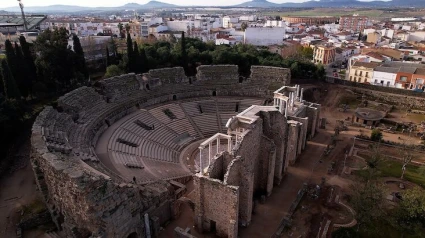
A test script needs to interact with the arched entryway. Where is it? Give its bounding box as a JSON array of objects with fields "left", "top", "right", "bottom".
[{"left": 127, "top": 232, "right": 138, "bottom": 238}]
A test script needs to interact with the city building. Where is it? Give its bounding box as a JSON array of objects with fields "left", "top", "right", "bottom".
[
  {"left": 339, "top": 15, "right": 369, "bottom": 32},
  {"left": 244, "top": 27, "right": 286, "bottom": 46},
  {"left": 281, "top": 16, "right": 338, "bottom": 25},
  {"left": 371, "top": 66, "right": 398, "bottom": 86},
  {"left": 348, "top": 61, "right": 380, "bottom": 83},
  {"left": 313, "top": 44, "right": 336, "bottom": 65}
]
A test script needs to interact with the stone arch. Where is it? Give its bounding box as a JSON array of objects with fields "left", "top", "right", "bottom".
[
  {"left": 127, "top": 232, "right": 138, "bottom": 238},
  {"left": 212, "top": 91, "right": 217, "bottom": 96},
  {"left": 146, "top": 84, "right": 150, "bottom": 90},
  {"left": 173, "top": 95, "right": 177, "bottom": 101}
]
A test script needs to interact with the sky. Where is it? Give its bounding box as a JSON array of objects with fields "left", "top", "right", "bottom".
[
  {"left": 0, "top": 0, "right": 388, "bottom": 8},
  {"left": 0, "top": 0, "right": 311, "bottom": 8}
]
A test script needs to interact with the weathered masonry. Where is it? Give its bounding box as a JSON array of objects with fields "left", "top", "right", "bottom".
[
  {"left": 30, "top": 65, "right": 293, "bottom": 237},
  {"left": 193, "top": 85, "right": 320, "bottom": 237}
]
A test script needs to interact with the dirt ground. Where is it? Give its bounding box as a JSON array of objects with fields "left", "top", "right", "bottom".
[{"left": 0, "top": 157, "right": 38, "bottom": 237}]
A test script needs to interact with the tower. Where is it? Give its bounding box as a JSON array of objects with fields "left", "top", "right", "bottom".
[{"left": 17, "top": 0, "right": 28, "bottom": 31}]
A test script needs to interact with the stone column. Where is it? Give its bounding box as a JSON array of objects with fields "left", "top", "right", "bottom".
[
  {"left": 199, "top": 148, "right": 203, "bottom": 174},
  {"left": 144, "top": 213, "right": 151, "bottom": 238}
]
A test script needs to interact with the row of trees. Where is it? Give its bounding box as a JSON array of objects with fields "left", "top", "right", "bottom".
[
  {"left": 0, "top": 28, "right": 90, "bottom": 169},
  {"left": 106, "top": 32, "right": 326, "bottom": 80}
]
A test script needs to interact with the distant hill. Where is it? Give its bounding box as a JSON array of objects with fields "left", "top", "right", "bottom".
[
  {"left": 237, "top": 0, "right": 425, "bottom": 8},
  {"left": 1, "top": 0, "right": 425, "bottom": 13},
  {"left": 235, "top": 0, "right": 280, "bottom": 8},
  {"left": 2, "top": 4, "right": 92, "bottom": 13},
  {"left": 1, "top": 1, "right": 178, "bottom": 13}
]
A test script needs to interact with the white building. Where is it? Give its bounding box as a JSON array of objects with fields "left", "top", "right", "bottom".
[
  {"left": 216, "top": 37, "right": 238, "bottom": 45},
  {"left": 166, "top": 20, "right": 194, "bottom": 33},
  {"left": 244, "top": 27, "right": 286, "bottom": 46},
  {"left": 371, "top": 66, "right": 398, "bottom": 87},
  {"left": 223, "top": 16, "right": 239, "bottom": 28},
  {"left": 265, "top": 20, "right": 286, "bottom": 28},
  {"left": 321, "top": 23, "right": 340, "bottom": 34},
  {"left": 408, "top": 31, "right": 425, "bottom": 42},
  {"left": 239, "top": 15, "right": 257, "bottom": 22}
]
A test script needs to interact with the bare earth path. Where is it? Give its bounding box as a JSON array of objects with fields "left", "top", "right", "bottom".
[{"left": 0, "top": 161, "right": 38, "bottom": 238}]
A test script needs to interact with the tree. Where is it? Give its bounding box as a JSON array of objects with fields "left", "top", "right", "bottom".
[
  {"left": 399, "top": 143, "right": 415, "bottom": 179},
  {"left": 34, "top": 28, "right": 87, "bottom": 94},
  {"left": 125, "top": 24, "right": 131, "bottom": 34},
  {"left": 393, "top": 187, "right": 425, "bottom": 235},
  {"left": 290, "top": 62, "right": 300, "bottom": 78},
  {"left": 72, "top": 34, "right": 89, "bottom": 79},
  {"left": 118, "top": 23, "right": 124, "bottom": 38},
  {"left": 370, "top": 128, "right": 383, "bottom": 142},
  {"left": 106, "top": 47, "right": 111, "bottom": 67},
  {"left": 1, "top": 60, "right": 21, "bottom": 100},
  {"left": 0, "top": 65, "right": 4, "bottom": 96},
  {"left": 133, "top": 41, "right": 143, "bottom": 74},
  {"left": 139, "top": 48, "right": 148, "bottom": 73},
  {"left": 13, "top": 42, "right": 29, "bottom": 98},
  {"left": 350, "top": 180, "right": 386, "bottom": 229},
  {"left": 241, "top": 22, "right": 248, "bottom": 32},
  {"left": 4, "top": 40, "right": 22, "bottom": 95},
  {"left": 104, "top": 65, "right": 123, "bottom": 78},
  {"left": 19, "top": 36, "right": 36, "bottom": 95},
  {"left": 181, "top": 31, "right": 188, "bottom": 74},
  {"left": 126, "top": 33, "right": 135, "bottom": 72},
  {"left": 315, "top": 64, "right": 326, "bottom": 81}
]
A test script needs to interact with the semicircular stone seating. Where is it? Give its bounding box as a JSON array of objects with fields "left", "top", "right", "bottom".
[{"left": 30, "top": 65, "right": 291, "bottom": 237}]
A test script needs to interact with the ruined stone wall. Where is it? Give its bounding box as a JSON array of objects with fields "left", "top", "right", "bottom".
[
  {"left": 148, "top": 67, "right": 188, "bottom": 84},
  {"left": 99, "top": 73, "right": 141, "bottom": 102},
  {"left": 305, "top": 104, "right": 319, "bottom": 138},
  {"left": 289, "top": 116, "right": 308, "bottom": 151},
  {"left": 230, "top": 122, "right": 263, "bottom": 226},
  {"left": 258, "top": 136, "right": 276, "bottom": 196},
  {"left": 32, "top": 120, "right": 174, "bottom": 237},
  {"left": 250, "top": 66, "right": 291, "bottom": 84},
  {"left": 286, "top": 121, "right": 301, "bottom": 165},
  {"left": 348, "top": 87, "right": 425, "bottom": 110},
  {"left": 196, "top": 65, "right": 239, "bottom": 83},
  {"left": 193, "top": 175, "right": 239, "bottom": 237},
  {"left": 259, "top": 111, "right": 288, "bottom": 184}
]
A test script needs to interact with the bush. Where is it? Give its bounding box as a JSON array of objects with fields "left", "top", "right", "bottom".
[
  {"left": 104, "top": 65, "right": 123, "bottom": 78},
  {"left": 371, "top": 128, "right": 383, "bottom": 142}
]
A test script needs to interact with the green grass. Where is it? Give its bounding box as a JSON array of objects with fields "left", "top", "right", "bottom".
[
  {"left": 355, "top": 156, "right": 425, "bottom": 187},
  {"left": 0, "top": 54, "right": 5, "bottom": 59}
]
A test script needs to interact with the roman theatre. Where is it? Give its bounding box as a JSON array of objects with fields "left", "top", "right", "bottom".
[{"left": 30, "top": 65, "right": 321, "bottom": 238}]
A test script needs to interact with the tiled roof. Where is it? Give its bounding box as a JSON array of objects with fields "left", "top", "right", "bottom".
[
  {"left": 352, "top": 61, "right": 381, "bottom": 68},
  {"left": 414, "top": 68, "right": 425, "bottom": 75},
  {"left": 374, "top": 66, "right": 399, "bottom": 73}
]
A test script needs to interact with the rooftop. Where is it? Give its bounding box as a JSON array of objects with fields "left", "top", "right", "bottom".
[
  {"left": 352, "top": 61, "right": 381, "bottom": 68},
  {"left": 355, "top": 108, "right": 386, "bottom": 121}
]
